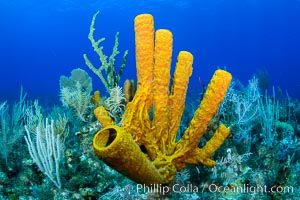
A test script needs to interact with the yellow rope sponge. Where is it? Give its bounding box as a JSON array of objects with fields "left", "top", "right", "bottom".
[{"left": 93, "top": 13, "right": 232, "bottom": 185}]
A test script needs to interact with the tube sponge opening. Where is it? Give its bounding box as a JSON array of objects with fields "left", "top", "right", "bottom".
[{"left": 93, "top": 128, "right": 117, "bottom": 149}]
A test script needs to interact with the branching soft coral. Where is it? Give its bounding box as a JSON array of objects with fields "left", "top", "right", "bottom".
[{"left": 83, "top": 11, "right": 128, "bottom": 93}]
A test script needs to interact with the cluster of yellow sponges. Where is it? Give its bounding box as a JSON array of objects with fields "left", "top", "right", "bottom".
[{"left": 93, "top": 14, "right": 232, "bottom": 184}]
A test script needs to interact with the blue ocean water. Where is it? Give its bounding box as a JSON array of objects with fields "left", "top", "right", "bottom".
[
  {"left": 1, "top": 1, "right": 300, "bottom": 199},
  {"left": 1, "top": 0, "right": 299, "bottom": 102}
]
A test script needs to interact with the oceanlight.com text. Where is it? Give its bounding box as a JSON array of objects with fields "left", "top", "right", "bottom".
[{"left": 135, "top": 183, "right": 294, "bottom": 195}]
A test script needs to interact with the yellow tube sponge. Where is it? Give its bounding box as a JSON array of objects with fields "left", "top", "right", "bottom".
[
  {"left": 91, "top": 90, "right": 101, "bottom": 107},
  {"left": 175, "top": 70, "right": 232, "bottom": 151},
  {"left": 168, "top": 51, "right": 193, "bottom": 149},
  {"left": 134, "top": 14, "right": 154, "bottom": 88},
  {"left": 123, "top": 79, "right": 135, "bottom": 102},
  {"left": 94, "top": 106, "right": 113, "bottom": 128},
  {"left": 93, "top": 13, "right": 232, "bottom": 185},
  {"left": 153, "top": 29, "right": 173, "bottom": 142},
  {"left": 93, "top": 126, "right": 164, "bottom": 184}
]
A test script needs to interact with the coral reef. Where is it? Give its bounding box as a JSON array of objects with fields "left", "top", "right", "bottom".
[
  {"left": 1, "top": 11, "right": 299, "bottom": 200},
  {"left": 93, "top": 14, "right": 232, "bottom": 185}
]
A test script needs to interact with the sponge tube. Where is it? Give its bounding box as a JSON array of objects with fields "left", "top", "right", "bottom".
[{"left": 93, "top": 125, "right": 165, "bottom": 184}]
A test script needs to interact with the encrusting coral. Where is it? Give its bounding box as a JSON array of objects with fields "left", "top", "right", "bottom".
[{"left": 93, "top": 14, "right": 232, "bottom": 185}]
